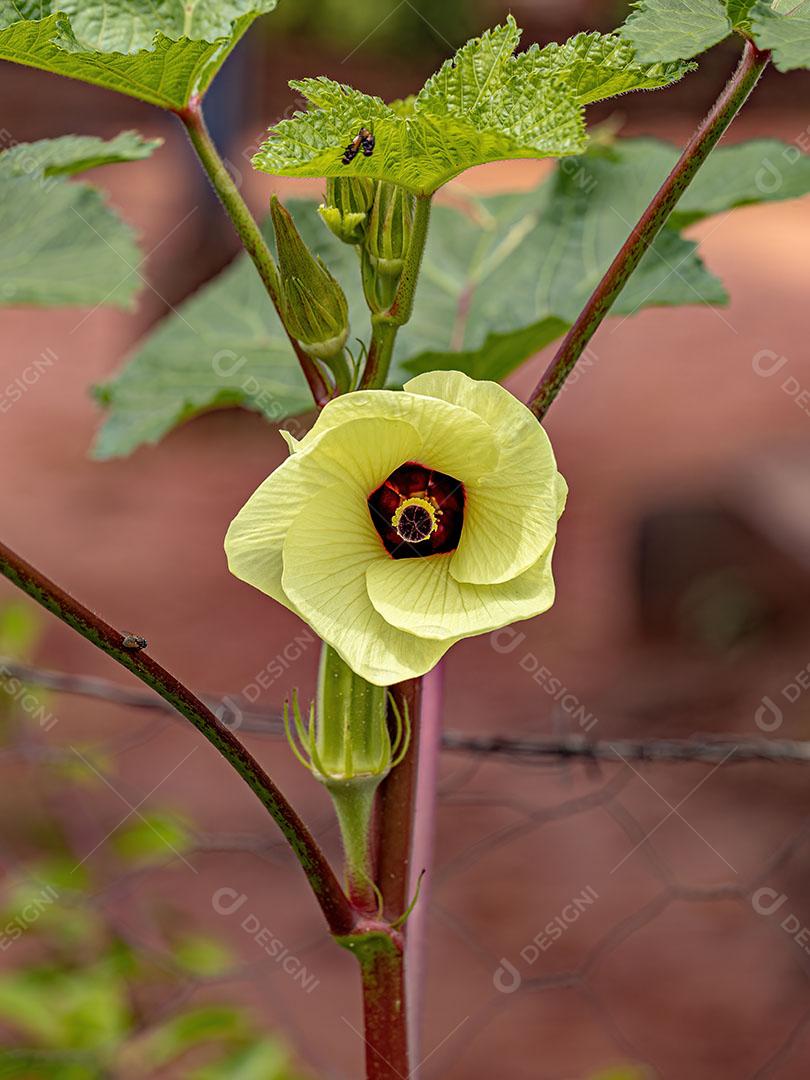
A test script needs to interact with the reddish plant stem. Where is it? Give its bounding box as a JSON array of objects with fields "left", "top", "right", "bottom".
[
  {"left": 338, "top": 928, "right": 409, "bottom": 1080},
  {"left": 175, "top": 95, "right": 330, "bottom": 408},
  {"left": 0, "top": 538, "right": 355, "bottom": 938},
  {"left": 527, "top": 39, "right": 770, "bottom": 420}
]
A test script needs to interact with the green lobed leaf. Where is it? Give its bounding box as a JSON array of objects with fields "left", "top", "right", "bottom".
[
  {"left": 0, "top": 131, "right": 161, "bottom": 178},
  {"left": 671, "top": 137, "right": 810, "bottom": 223},
  {"left": 750, "top": 0, "right": 810, "bottom": 71},
  {"left": 620, "top": 0, "right": 732, "bottom": 62},
  {"left": 726, "top": 0, "right": 756, "bottom": 30},
  {"left": 255, "top": 18, "right": 588, "bottom": 195},
  {"left": 94, "top": 136, "right": 810, "bottom": 455},
  {"left": 394, "top": 149, "right": 725, "bottom": 382},
  {"left": 400, "top": 137, "right": 810, "bottom": 380},
  {"left": 0, "top": 179, "right": 140, "bottom": 308},
  {"left": 0, "top": 133, "right": 158, "bottom": 308},
  {"left": 91, "top": 217, "right": 323, "bottom": 459},
  {"left": 254, "top": 21, "right": 694, "bottom": 195},
  {"left": 527, "top": 31, "right": 695, "bottom": 105},
  {"left": 56, "top": 0, "right": 278, "bottom": 52},
  {"left": 0, "top": 1, "right": 45, "bottom": 20},
  {"left": 0, "top": 3, "right": 277, "bottom": 110}
]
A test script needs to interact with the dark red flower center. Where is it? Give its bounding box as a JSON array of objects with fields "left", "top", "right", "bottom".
[{"left": 368, "top": 463, "right": 464, "bottom": 559}]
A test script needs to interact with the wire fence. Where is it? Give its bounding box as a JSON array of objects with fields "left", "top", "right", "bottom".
[{"left": 2, "top": 657, "right": 810, "bottom": 1079}]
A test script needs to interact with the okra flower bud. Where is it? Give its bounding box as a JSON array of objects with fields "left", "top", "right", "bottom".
[
  {"left": 270, "top": 195, "right": 350, "bottom": 361},
  {"left": 361, "top": 181, "right": 415, "bottom": 313},
  {"left": 319, "top": 176, "right": 375, "bottom": 245}
]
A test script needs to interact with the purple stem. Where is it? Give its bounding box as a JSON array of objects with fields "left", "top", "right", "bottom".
[
  {"left": 405, "top": 662, "right": 444, "bottom": 1058},
  {"left": 527, "top": 39, "right": 770, "bottom": 419}
]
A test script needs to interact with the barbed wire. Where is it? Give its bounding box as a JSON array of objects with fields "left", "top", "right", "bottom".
[
  {"left": 4, "top": 658, "right": 810, "bottom": 767},
  {"left": 3, "top": 653, "right": 810, "bottom": 1077}
]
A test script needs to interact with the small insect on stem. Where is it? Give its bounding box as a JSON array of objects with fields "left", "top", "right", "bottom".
[
  {"left": 341, "top": 126, "right": 375, "bottom": 165},
  {"left": 121, "top": 633, "right": 148, "bottom": 651}
]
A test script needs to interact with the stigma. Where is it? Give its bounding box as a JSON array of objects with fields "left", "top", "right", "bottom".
[
  {"left": 391, "top": 496, "right": 440, "bottom": 543},
  {"left": 368, "top": 463, "right": 464, "bottom": 559}
]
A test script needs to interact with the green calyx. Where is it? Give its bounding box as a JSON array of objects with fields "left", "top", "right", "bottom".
[
  {"left": 319, "top": 176, "right": 375, "bottom": 245},
  {"left": 285, "top": 644, "right": 410, "bottom": 906},
  {"left": 361, "top": 182, "right": 416, "bottom": 313},
  {"left": 270, "top": 195, "right": 350, "bottom": 360},
  {"left": 285, "top": 646, "right": 409, "bottom": 782}
]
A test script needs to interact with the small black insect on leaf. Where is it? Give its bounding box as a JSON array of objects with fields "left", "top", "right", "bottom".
[{"left": 342, "top": 126, "right": 374, "bottom": 165}]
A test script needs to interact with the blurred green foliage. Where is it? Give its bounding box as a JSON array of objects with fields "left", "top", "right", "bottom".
[
  {"left": 0, "top": 601, "right": 41, "bottom": 660},
  {"left": 0, "top": 604, "right": 310, "bottom": 1080},
  {"left": 588, "top": 1068, "right": 652, "bottom": 1080},
  {"left": 269, "top": 0, "right": 489, "bottom": 56}
]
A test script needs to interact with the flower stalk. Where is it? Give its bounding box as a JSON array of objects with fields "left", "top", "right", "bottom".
[{"left": 286, "top": 645, "right": 409, "bottom": 909}]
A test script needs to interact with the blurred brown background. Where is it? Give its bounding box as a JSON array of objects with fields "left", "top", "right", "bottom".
[{"left": 2, "top": 1, "right": 810, "bottom": 1077}]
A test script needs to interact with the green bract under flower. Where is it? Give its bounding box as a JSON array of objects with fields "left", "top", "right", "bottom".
[{"left": 225, "top": 371, "right": 567, "bottom": 686}]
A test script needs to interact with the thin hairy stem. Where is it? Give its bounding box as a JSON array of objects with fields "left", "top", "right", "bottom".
[
  {"left": 175, "top": 95, "right": 330, "bottom": 408},
  {"left": 361, "top": 320, "right": 398, "bottom": 391},
  {"left": 527, "top": 39, "right": 770, "bottom": 419},
  {"left": 0, "top": 539, "right": 355, "bottom": 937}
]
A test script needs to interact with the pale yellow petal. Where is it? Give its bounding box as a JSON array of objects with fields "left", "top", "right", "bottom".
[
  {"left": 405, "top": 370, "right": 564, "bottom": 585},
  {"left": 366, "top": 542, "right": 556, "bottom": 640},
  {"left": 296, "top": 388, "right": 499, "bottom": 483},
  {"left": 281, "top": 481, "right": 456, "bottom": 685},
  {"left": 225, "top": 416, "right": 417, "bottom": 605}
]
